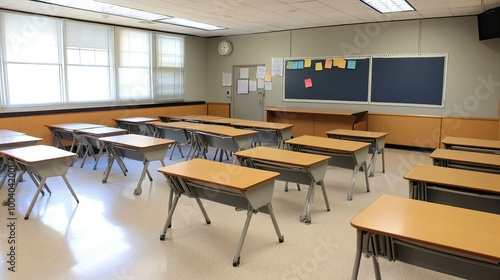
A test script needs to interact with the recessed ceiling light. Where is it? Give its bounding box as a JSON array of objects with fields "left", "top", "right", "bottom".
[
  {"left": 360, "top": 0, "right": 415, "bottom": 13},
  {"left": 30, "top": 0, "right": 226, "bottom": 31}
]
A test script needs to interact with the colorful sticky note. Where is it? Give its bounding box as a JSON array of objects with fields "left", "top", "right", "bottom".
[
  {"left": 325, "top": 59, "right": 333, "bottom": 69},
  {"left": 304, "top": 78, "right": 313, "bottom": 88},
  {"left": 315, "top": 62, "right": 323, "bottom": 71},
  {"left": 304, "top": 59, "right": 312, "bottom": 68},
  {"left": 347, "top": 60, "right": 356, "bottom": 69},
  {"left": 333, "top": 58, "right": 342, "bottom": 67},
  {"left": 292, "top": 61, "right": 299, "bottom": 69},
  {"left": 265, "top": 72, "right": 272, "bottom": 82},
  {"left": 338, "top": 58, "right": 346, "bottom": 69},
  {"left": 297, "top": 60, "right": 304, "bottom": 69},
  {"left": 286, "top": 61, "right": 293, "bottom": 69}
]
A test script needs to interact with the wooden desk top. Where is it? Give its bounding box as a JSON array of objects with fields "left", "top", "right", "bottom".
[
  {"left": 181, "top": 115, "right": 224, "bottom": 122},
  {"left": 442, "top": 136, "right": 500, "bottom": 150},
  {"left": 157, "top": 158, "right": 279, "bottom": 191},
  {"left": 325, "top": 129, "right": 388, "bottom": 139},
  {"left": 231, "top": 120, "right": 294, "bottom": 130},
  {"left": 0, "top": 129, "right": 25, "bottom": 137},
  {"left": 188, "top": 123, "right": 258, "bottom": 137},
  {"left": 404, "top": 164, "right": 500, "bottom": 194},
  {"left": 0, "top": 135, "right": 42, "bottom": 147},
  {"left": 265, "top": 106, "right": 368, "bottom": 116},
  {"left": 148, "top": 121, "right": 194, "bottom": 129},
  {"left": 205, "top": 117, "right": 245, "bottom": 125},
  {"left": 99, "top": 134, "right": 174, "bottom": 149},
  {"left": 1, "top": 145, "right": 76, "bottom": 163},
  {"left": 351, "top": 195, "right": 500, "bottom": 262},
  {"left": 76, "top": 127, "right": 127, "bottom": 137},
  {"left": 430, "top": 149, "right": 500, "bottom": 167},
  {"left": 234, "top": 146, "right": 330, "bottom": 167},
  {"left": 113, "top": 117, "right": 157, "bottom": 123},
  {"left": 46, "top": 123, "right": 105, "bottom": 131},
  {"left": 285, "top": 135, "right": 371, "bottom": 152}
]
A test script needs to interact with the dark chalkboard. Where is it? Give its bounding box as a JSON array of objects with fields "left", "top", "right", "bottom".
[
  {"left": 283, "top": 54, "right": 446, "bottom": 107},
  {"left": 371, "top": 56, "right": 446, "bottom": 106},
  {"left": 284, "top": 58, "right": 370, "bottom": 102}
]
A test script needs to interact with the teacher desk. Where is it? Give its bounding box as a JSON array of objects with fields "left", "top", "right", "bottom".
[
  {"left": 350, "top": 195, "right": 500, "bottom": 280},
  {"left": 234, "top": 146, "right": 330, "bottom": 223},
  {"left": 326, "top": 129, "right": 388, "bottom": 177},
  {"left": 285, "top": 135, "right": 370, "bottom": 200},
  {"left": 430, "top": 148, "right": 500, "bottom": 174},
  {"left": 157, "top": 158, "right": 284, "bottom": 267},
  {"left": 1, "top": 145, "right": 78, "bottom": 219},
  {"left": 99, "top": 134, "right": 174, "bottom": 195},
  {"left": 265, "top": 106, "right": 368, "bottom": 137},
  {"left": 404, "top": 164, "right": 500, "bottom": 214}
]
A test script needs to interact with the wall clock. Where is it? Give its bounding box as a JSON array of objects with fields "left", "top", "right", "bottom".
[{"left": 218, "top": 40, "right": 232, "bottom": 56}]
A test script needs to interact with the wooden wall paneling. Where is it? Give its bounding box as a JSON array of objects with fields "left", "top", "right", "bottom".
[
  {"left": 314, "top": 114, "right": 358, "bottom": 136},
  {"left": 207, "top": 102, "right": 230, "bottom": 117},
  {"left": 266, "top": 111, "right": 314, "bottom": 137},
  {"left": 368, "top": 114, "right": 442, "bottom": 148},
  {"left": 440, "top": 117, "right": 498, "bottom": 147}
]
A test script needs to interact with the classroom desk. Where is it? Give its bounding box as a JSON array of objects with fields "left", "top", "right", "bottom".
[
  {"left": 146, "top": 121, "right": 190, "bottom": 159},
  {"left": 1, "top": 145, "right": 78, "bottom": 219},
  {"left": 404, "top": 164, "right": 500, "bottom": 214},
  {"left": 265, "top": 106, "right": 368, "bottom": 137},
  {"left": 113, "top": 117, "right": 157, "bottom": 136},
  {"left": 234, "top": 146, "right": 330, "bottom": 223},
  {"left": 231, "top": 120, "right": 294, "bottom": 148},
  {"left": 350, "top": 195, "right": 500, "bottom": 280},
  {"left": 0, "top": 135, "right": 43, "bottom": 189},
  {"left": 45, "top": 123, "right": 104, "bottom": 151},
  {"left": 157, "top": 158, "right": 284, "bottom": 267},
  {"left": 186, "top": 123, "right": 258, "bottom": 161},
  {"left": 442, "top": 136, "right": 500, "bottom": 154},
  {"left": 158, "top": 114, "right": 223, "bottom": 123},
  {"left": 99, "top": 134, "right": 174, "bottom": 195},
  {"left": 285, "top": 135, "right": 371, "bottom": 200},
  {"left": 0, "top": 129, "right": 25, "bottom": 137},
  {"left": 74, "top": 126, "right": 128, "bottom": 169},
  {"left": 326, "top": 129, "right": 388, "bottom": 177},
  {"left": 430, "top": 148, "right": 500, "bottom": 174}
]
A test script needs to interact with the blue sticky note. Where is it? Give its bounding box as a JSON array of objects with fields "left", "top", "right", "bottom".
[
  {"left": 297, "top": 61, "right": 304, "bottom": 69},
  {"left": 347, "top": 60, "right": 356, "bottom": 69},
  {"left": 292, "top": 61, "right": 299, "bottom": 69}
]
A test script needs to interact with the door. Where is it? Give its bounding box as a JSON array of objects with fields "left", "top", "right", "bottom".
[{"left": 231, "top": 64, "right": 265, "bottom": 121}]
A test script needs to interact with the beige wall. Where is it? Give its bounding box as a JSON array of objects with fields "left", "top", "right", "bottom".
[{"left": 205, "top": 16, "right": 500, "bottom": 119}]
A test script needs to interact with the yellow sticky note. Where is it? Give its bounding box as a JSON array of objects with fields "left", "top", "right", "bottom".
[
  {"left": 338, "top": 58, "right": 346, "bottom": 69},
  {"left": 265, "top": 72, "right": 272, "bottom": 82},
  {"left": 304, "top": 59, "right": 312, "bottom": 68},
  {"left": 333, "top": 58, "right": 342, "bottom": 67},
  {"left": 315, "top": 62, "right": 323, "bottom": 71}
]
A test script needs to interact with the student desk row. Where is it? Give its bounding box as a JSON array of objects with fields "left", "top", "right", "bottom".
[
  {"left": 430, "top": 148, "right": 500, "bottom": 174},
  {"left": 351, "top": 195, "right": 500, "bottom": 280},
  {"left": 404, "top": 164, "right": 500, "bottom": 214},
  {"left": 157, "top": 158, "right": 284, "bottom": 267},
  {"left": 442, "top": 136, "right": 500, "bottom": 154}
]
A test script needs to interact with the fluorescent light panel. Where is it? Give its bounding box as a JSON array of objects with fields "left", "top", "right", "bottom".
[
  {"left": 361, "top": 0, "right": 415, "bottom": 13},
  {"left": 30, "top": 0, "right": 225, "bottom": 30}
]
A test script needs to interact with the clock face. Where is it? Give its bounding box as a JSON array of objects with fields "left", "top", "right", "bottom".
[{"left": 218, "top": 40, "right": 232, "bottom": 56}]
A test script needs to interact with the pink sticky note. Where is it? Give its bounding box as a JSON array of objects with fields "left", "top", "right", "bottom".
[{"left": 304, "top": 78, "right": 313, "bottom": 88}]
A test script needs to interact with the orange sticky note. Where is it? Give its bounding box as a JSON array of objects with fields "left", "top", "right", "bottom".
[
  {"left": 265, "top": 72, "right": 272, "bottom": 82},
  {"left": 325, "top": 59, "right": 333, "bottom": 69},
  {"left": 338, "top": 58, "right": 346, "bottom": 69},
  {"left": 304, "top": 78, "right": 313, "bottom": 88}
]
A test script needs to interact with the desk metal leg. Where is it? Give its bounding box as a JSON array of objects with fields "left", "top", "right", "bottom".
[
  {"left": 233, "top": 209, "right": 254, "bottom": 267},
  {"left": 300, "top": 181, "right": 316, "bottom": 223},
  {"left": 266, "top": 202, "right": 284, "bottom": 243},
  {"left": 62, "top": 174, "right": 79, "bottom": 203},
  {"left": 24, "top": 177, "right": 47, "bottom": 220},
  {"left": 351, "top": 230, "right": 363, "bottom": 280},
  {"left": 347, "top": 162, "right": 370, "bottom": 201},
  {"left": 319, "top": 180, "right": 330, "bottom": 211},
  {"left": 160, "top": 192, "right": 180, "bottom": 240},
  {"left": 134, "top": 161, "right": 150, "bottom": 195}
]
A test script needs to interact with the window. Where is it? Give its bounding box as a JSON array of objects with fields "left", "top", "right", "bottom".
[
  {"left": 1, "top": 12, "right": 62, "bottom": 106},
  {"left": 65, "top": 20, "right": 114, "bottom": 102},
  {"left": 0, "top": 11, "right": 184, "bottom": 112}
]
